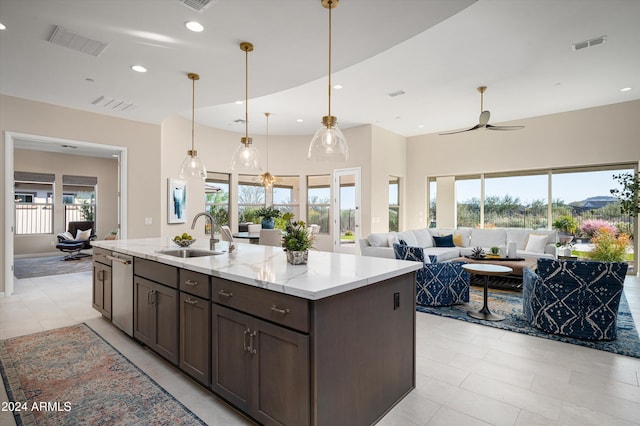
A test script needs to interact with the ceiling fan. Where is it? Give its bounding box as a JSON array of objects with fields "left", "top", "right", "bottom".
[{"left": 439, "top": 86, "right": 524, "bottom": 135}]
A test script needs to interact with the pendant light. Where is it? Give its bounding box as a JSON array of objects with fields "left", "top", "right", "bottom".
[
  {"left": 179, "top": 73, "right": 207, "bottom": 179},
  {"left": 231, "top": 42, "right": 263, "bottom": 172},
  {"left": 308, "top": 0, "right": 348, "bottom": 161},
  {"left": 257, "top": 112, "right": 278, "bottom": 188}
]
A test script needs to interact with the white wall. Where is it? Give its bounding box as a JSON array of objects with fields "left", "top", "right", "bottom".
[{"left": 1, "top": 95, "right": 161, "bottom": 294}]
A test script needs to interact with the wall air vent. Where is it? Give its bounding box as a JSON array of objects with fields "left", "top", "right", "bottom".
[
  {"left": 572, "top": 35, "right": 607, "bottom": 51},
  {"left": 48, "top": 26, "right": 109, "bottom": 57},
  {"left": 178, "top": 0, "right": 216, "bottom": 12},
  {"left": 91, "top": 96, "right": 137, "bottom": 112},
  {"left": 388, "top": 90, "right": 406, "bottom": 98}
]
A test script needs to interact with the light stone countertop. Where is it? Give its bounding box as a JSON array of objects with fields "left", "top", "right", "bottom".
[{"left": 92, "top": 237, "right": 420, "bottom": 300}]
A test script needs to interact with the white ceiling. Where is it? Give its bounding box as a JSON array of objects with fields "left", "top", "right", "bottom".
[{"left": 1, "top": 0, "right": 639, "bottom": 141}]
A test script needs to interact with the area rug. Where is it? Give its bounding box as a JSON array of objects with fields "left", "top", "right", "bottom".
[
  {"left": 13, "top": 255, "right": 93, "bottom": 279},
  {"left": 0, "top": 324, "right": 206, "bottom": 425},
  {"left": 417, "top": 287, "right": 640, "bottom": 359}
]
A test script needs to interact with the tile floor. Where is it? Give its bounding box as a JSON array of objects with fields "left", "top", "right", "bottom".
[{"left": 1, "top": 271, "right": 640, "bottom": 426}]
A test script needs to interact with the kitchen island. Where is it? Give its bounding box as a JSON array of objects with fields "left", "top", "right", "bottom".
[{"left": 92, "top": 238, "right": 420, "bottom": 426}]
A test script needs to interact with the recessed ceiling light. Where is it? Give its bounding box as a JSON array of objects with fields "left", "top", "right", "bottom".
[
  {"left": 417, "top": 125, "right": 424, "bottom": 128},
  {"left": 131, "top": 65, "right": 147, "bottom": 73},
  {"left": 620, "top": 87, "right": 632, "bottom": 92},
  {"left": 333, "top": 84, "right": 343, "bottom": 90},
  {"left": 235, "top": 100, "right": 243, "bottom": 104},
  {"left": 112, "top": 154, "right": 119, "bottom": 158},
  {"left": 185, "top": 21, "right": 204, "bottom": 32},
  {"left": 297, "top": 119, "right": 304, "bottom": 123},
  {"left": 0, "top": 23, "right": 6, "bottom": 30}
]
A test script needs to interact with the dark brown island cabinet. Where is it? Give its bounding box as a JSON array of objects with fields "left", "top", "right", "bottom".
[
  {"left": 93, "top": 248, "right": 416, "bottom": 426},
  {"left": 92, "top": 247, "right": 112, "bottom": 319}
]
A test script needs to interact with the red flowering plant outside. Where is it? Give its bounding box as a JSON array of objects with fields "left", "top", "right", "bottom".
[{"left": 580, "top": 219, "right": 617, "bottom": 238}]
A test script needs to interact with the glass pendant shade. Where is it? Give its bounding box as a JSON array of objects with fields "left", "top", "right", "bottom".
[
  {"left": 308, "top": 115, "right": 348, "bottom": 161},
  {"left": 231, "top": 138, "right": 263, "bottom": 172},
  {"left": 180, "top": 150, "right": 207, "bottom": 179},
  {"left": 179, "top": 72, "right": 207, "bottom": 179}
]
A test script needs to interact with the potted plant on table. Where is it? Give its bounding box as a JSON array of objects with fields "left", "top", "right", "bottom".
[
  {"left": 552, "top": 215, "right": 579, "bottom": 245},
  {"left": 254, "top": 206, "right": 281, "bottom": 229},
  {"left": 282, "top": 220, "right": 314, "bottom": 265}
]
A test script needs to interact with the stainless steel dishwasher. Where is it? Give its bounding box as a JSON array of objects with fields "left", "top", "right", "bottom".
[{"left": 107, "top": 252, "right": 133, "bottom": 336}]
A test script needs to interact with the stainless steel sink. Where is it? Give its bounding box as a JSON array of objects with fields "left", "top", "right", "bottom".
[{"left": 159, "top": 249, "right": 222, "bottom": 258}]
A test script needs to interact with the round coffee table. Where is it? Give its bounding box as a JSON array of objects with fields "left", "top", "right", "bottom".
[{"left": 462, "top": 263, "right": 513, "bottom": 321}]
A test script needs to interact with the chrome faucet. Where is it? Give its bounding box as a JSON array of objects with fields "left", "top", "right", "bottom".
[{"left": 191, "top": 212, "right": 219, "bottom": 251}]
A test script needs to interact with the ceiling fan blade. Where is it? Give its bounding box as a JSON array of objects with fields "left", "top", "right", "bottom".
[
  {"left": 439, "top": 124, "right": 481, "bottom": 135},
  {"left": 478, "top": 110, "right": 490, "bottom": 126},
  {"left": 486, "top": 124, "right": 525, "bottom": 131}
]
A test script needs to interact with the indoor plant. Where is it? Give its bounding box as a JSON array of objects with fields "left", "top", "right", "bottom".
[
  {"left": 254, "top": 206, "right": 281, "bottom": 229},
  {"left": 282, "top": 220, "right": 314, "bottom": 265}
]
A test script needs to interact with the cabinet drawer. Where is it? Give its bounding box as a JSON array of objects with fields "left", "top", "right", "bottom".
[
  {"left": 134, "top": 258, "right": 178, "bottom": 288},
  {"left": 212, "top": 278, "right": 309, "bottom": 333},
  {"left": 93, "top": 247, "right": 112, "bottom": 266},
  {"left": 179, "top": 269, "right": 210, "bottom": 299}
]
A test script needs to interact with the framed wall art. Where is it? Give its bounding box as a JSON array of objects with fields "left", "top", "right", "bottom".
[{"left": 168, "top": 178, "right": 187, "bottom": 224}]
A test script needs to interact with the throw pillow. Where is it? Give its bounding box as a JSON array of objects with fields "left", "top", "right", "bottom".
[
  {"left": 524, "top": 233, "right": 548, "bottom": 254},
  {"left": 433, "top": 234, "right": 455, "bottom": 247},
  {"left": 75, "top": 228, "right": 92, "bottom": 241},
  {"left": 452, "top": 233, "right": 464, "bottom": 247},
  {"left": 58, "top": 231, "right": 74, "bottom": 240}
]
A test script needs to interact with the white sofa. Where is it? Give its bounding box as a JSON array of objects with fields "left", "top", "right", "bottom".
[{"left": 359, "top": 228, "right": 558, "bottom": 261}]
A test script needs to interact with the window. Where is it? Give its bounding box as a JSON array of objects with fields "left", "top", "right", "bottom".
[
  {"left": 307, "top": 175, "right": 330, "bottom": 234},
  {"left": 484, "top": 172, "right": 548, "bottom": 229},
  {"left": 272, "top": 176, "right": 300, "bottom": 219},
  {"left": 428, "top": 178, "right": 436, "bottom": 228},
  {"left": 456, "top": 176, "right": 481, "bottom": 228},
  {"left": 62, "top": 175, "right": 97, "bottom": 231},
  {"left": 14, "top": 171, "right": 55, "bottom": 235},
  {"left": 388, "top": 176, "right": 399, "bottom": 232},
  {"left": 237, "top": 174, "right": 265, "bottom": 224},
  {"left": 205, "top": 172, "right": 230, "bottom": 233}
]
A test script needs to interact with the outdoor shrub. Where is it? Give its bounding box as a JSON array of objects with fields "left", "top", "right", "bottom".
[
  {"left": 580, "top": 219, "right": 617, "bottom": 237},
  {"left": 589, "top": 228, "right": 630, "bottom": 262}
]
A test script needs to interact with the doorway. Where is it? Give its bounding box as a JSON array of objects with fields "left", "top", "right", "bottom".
[
  {"left": 333, "top": 168, "right": 361, "bottom": 254},
  {"left": 4, "top": 132, "right": 127, "bottom": 296}
]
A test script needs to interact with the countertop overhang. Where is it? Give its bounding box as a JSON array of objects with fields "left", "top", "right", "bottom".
[{"left": 93, "top": 238, "right": 420, "bottom": 300}]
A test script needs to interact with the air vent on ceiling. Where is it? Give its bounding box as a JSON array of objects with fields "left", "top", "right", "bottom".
[
  {"left": 388, "top": 90, "right": 406, "bottom": 98},
  {"left": 572, "top": 35, "right": 606, "bottom": 51},
  {"left": 91, "top": 96, "right": 137, "bottom": 112},
  {"left": 179, "top": 0, "right": 216, "bottom": 12},
  {"left": 48, "top": 26, "right": 109, "bottom": 57}
]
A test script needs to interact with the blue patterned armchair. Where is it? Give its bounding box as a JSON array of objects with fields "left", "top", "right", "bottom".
[
  {"left": 523, "top": 258, "right": 628, "bottom": 341},
  {"left": 393, "top": 240, "right": 470, "bottom": 306}
]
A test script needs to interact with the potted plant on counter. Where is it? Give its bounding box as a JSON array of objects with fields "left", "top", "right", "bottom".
[
  {"left": 282, "top": 220, "right": 314, "bottom": 265},
  {"left": 255, "top": 206, "right": 281, "bottom": 229}
]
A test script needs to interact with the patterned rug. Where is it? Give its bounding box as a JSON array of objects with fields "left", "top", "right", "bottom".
[
  {"left": 417, "top": 286, "right": 640, "bottom": 359},
  {"left": 0, "top": 324, "right": 206, "bottom": 425},
  {"left": 13, "top": 255, "right": 93, "bottom": 279}
]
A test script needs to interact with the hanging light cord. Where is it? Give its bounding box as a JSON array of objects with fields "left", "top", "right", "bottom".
[
  {"left": 245, "top": 46, "right": 249, "bottom": 141},
  {"left": 327, "top": 1, "right": 333, "bottom": 122},
  {"left": 191, "top": 76, "right": 195, "bottom": 152},
  {"left": 265, "top": 112, "right": 270, "bottom": 168}
]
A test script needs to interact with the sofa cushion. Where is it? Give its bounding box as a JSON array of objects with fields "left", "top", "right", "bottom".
[
  {"left": 506, "top": 229, "right": 532, "bottom": 250},
  {"left": 424, "top": 247, "right": 461, "bottom": 262},
  {"left": 433, "top": 234, "right": 455, "bottom": 247},
  {"left": 470, "top": 228, "right": 506, "bottom": 248},
  {"left": 397, "top": 231, "right": 418, "bottom": 246},
  {"left": 412, "top": 229, "right": 434, "bottom": 248},
  {"left": 525, "top": 233, "right": 548, "bottom": 254},
  {"left": 367, "top": 233, "right": 391, "bottom": 247}
]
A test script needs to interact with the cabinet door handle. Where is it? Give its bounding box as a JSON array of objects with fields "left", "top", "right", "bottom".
[
  {"left": 270, "top": 305, "right": 290, "bottom": 315},
  {"left": 150, "top": 290, "right": 157, "bottom": 306},
  {"left": 184, "top": 279, "right": 198, "bottom": 287},
  {"left": 217, "top": 289, "right": 233, "bottom": 298},
  {"left": 98, "top": 270, "right": 104, "bottom": 281},
  {"left": 147, "top": 290, "right": 152, "bottom": 305},
  {"left": 185, "top": 298, "right": 198, "bottom": 305},
  {"left": 249, "top": 330, "right": 257, "bottom": 355},
  {"left": 243, "top": 329, "right": 250, "bottom": 352}
]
